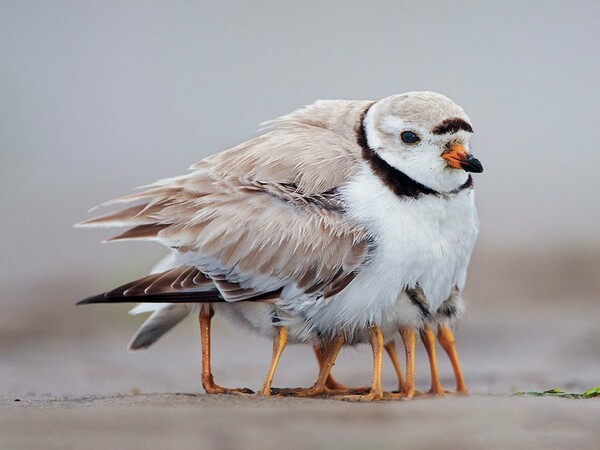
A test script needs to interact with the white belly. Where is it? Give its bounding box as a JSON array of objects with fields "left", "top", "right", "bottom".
[{"left": 280, "top": 168, "right": 479, "bottom": 343}]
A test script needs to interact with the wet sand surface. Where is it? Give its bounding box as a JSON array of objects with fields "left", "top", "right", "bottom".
[
  {"left": 3, "top": 395, "right": 600, "bottom": 450},
  {"left": 2, "top": 249, "right": 600, "bottom": 449}
]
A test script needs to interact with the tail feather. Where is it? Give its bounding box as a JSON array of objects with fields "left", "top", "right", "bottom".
[
  {"left": 129, "top": 303, "right": 171, "bottom": 315},
  {"left": 128, "top": 303, "right": 197, "bottom": 350}
]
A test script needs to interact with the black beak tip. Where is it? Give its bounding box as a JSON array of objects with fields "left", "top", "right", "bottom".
[{"left": 461, "top": 156, "right": 484, "bottom": 173}]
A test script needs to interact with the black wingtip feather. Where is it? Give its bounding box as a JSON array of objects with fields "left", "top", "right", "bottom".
[
  {"left": 76, "top": 291, "right": 226, "bottom": 305},
  {"left": 76, "top": 294, "right": 109, "bottom": 305}
]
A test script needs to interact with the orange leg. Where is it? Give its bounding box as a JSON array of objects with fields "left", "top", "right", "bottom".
[
  {"left": 421, "top": 325, "right": 446, "bottom": 396},
  {"left": 275, "top": 335, "right": 346, "bottom": 397},
  {"left": 199, "top": 306, "right": 253, "bottom": 395},
  {"left": 384, "top": 340, "right": 405, "bottom": 393},
  {"left": 341, "top": 325, "right": 385, "bottom": 402},
  {"left": 314, "top": 344, "right": 349, "bottom": 392},
  {"left": 257, "top": 325, "right": 288, "bottom": 396},
  {"left": 437, "top": 324, "right": 468, "bottom": 394},
  {"left": 398, "top": 327, "right": 416, "bottom": 399}
]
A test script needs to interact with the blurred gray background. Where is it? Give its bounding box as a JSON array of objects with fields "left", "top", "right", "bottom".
[{"left": 1, "top": 0, "right": 599, "bottom": 402}]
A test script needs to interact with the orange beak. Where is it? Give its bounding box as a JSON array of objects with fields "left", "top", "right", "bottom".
[{"left": 442, "top": 144, "right": 483, "bottom": 173}]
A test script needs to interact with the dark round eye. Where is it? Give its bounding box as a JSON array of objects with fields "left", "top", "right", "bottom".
[{"left": 401, "top": 131, "right": 420, "bottom": 144}]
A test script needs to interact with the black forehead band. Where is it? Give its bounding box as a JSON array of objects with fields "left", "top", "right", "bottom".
[{"left": 432, "top": 118, "right": 473, "bottom": 135}]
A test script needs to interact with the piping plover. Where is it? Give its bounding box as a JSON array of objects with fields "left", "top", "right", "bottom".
[{"left": 79, "top": 92, "right": 482, "bottom": 400}]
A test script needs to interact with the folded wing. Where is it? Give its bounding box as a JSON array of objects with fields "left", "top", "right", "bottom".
[{"left": 78, "top": 100, "right": 373, "bottom": 304}]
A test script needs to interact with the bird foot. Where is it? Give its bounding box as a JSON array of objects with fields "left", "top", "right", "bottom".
[
  {"left": 447, "top": 388, "right": 469, "bottom": 396},
  {"left": 323, "top": 381, "right": 350, "bottom": 392},
  {"left": 269, "top": 386, "right": 333, "bottom": 397},
  {"left": 339, "top": 390, "right": 384, "bottom": 402},
  {"left": 271, "top": 385, "right": 371, "bottom": 397},
  {"left": 386, "top": 389, "right": 416, "bottom": 400},
  {"left": 321, "top": 385, "right": 371, "bottom": 395},
  {"left": 414, "top": 388, "right": 448, "bottom": 398},
  {"left": 203, "top": 384, "right": 254, "bottom": 395}
]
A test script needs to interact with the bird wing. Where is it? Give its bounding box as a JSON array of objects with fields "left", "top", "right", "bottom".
[{"left": 79, "top": 100, "right": 373, "bottom": 303}]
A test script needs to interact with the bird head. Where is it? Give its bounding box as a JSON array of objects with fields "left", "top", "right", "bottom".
[{"left": 363, "top": 92, "right": 483, "bottom": 193}]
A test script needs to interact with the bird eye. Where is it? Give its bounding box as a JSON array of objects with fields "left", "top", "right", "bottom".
[{"left": 400, "top": 131, "right": 420, "bottom": 145}]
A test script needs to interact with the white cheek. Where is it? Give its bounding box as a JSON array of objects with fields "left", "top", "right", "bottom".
[
  {"left": 364, "top": 108, "right": 471, "bottom": 192},
  {"left": 379, "top": 146, "right": 469, "bottom": 193}
]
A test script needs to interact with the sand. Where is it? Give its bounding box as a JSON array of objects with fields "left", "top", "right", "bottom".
[{"left": 3, "top": 394, "right": 600, "bottom": 450}]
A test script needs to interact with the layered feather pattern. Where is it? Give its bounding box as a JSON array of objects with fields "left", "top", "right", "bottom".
[{"left": 78, "top": 100, "right": 374, "bottom": 305}]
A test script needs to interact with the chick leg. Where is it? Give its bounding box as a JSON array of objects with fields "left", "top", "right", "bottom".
[
  {"left": 257, "top": 325, "right": 288, "bottom": 396},
  {"left": 398, "top": 327, "right": 416, "bottom": 399},
  {"left": 199, "top": 305, "right": 253, "bottom": 395},
  {"left": 315, "top": 344, "right": 349, "bottom": 392},
  {"left": 315, "top": 340, "right": 404, "bottom": 395},
  {"left": 341, "top": 325, "right": 385, "bottom": 402},
  {"left": 276, "top": 335, "right": 345, "bottom": 397},
  {"left": 421, "top": 325, "right": 446, "bottom": 396},
  {"left": 437, "top": 324, "right": 468, "bottom": 394},
  {"left": 384, "top": 340, "right": 405, "bottom": 393}
]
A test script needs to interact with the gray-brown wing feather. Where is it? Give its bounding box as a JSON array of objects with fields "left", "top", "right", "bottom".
[
  {"left": 77, "top": 265, "right": 283, "bottom": 305},
  {"left": 78, "top": 100, "right": 373, "bottom": 303}
]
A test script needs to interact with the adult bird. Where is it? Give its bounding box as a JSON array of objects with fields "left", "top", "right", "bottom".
[{"left": 79, "top": 92, "right": 482, "bottom": 400}]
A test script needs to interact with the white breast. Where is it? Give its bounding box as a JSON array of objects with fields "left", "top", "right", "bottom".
[{"left": 283, "top": 166, "right": 479, "bottom": 343}]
